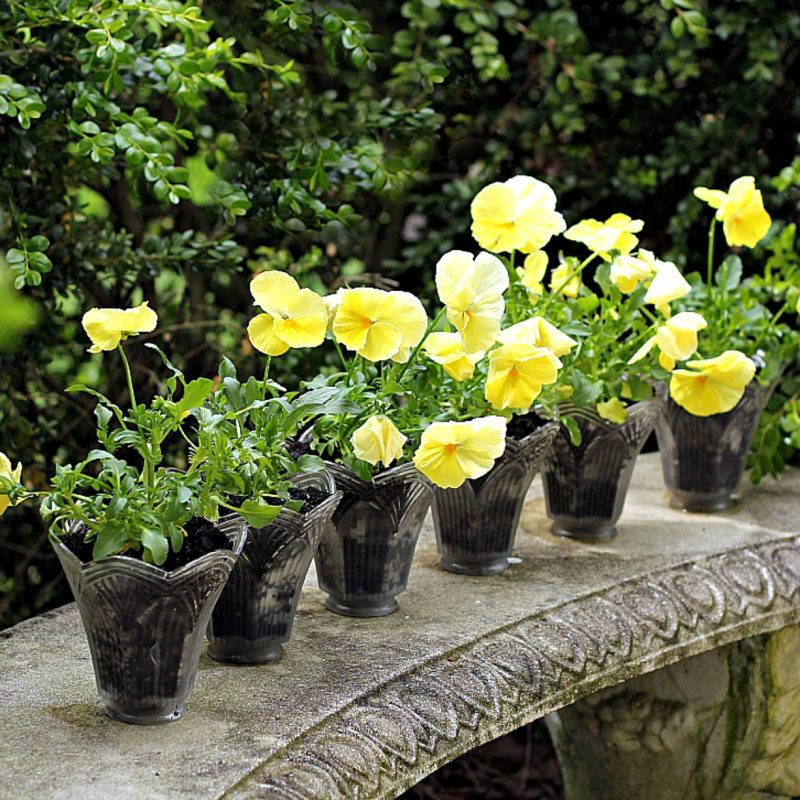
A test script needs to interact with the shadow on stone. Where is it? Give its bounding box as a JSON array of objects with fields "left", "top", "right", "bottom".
[{"left": 401, "top": 720, "right": 564, "bottom": 799}]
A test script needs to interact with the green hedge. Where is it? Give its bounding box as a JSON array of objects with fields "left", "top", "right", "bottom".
[{"left": 1, "top": 0, "right": 799, "bottom": 626}]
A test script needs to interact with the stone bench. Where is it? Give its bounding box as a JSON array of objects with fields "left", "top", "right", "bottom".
[{"left": 1, "top": 453, "right": 799, "bottom": 799}]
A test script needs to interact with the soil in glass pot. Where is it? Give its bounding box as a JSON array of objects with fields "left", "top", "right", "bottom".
[
  {"left": 655, "top": 382, "right": 762, "bottom": 512},
  {"left": 315, "top": 461, "right": 432, "bottom": 617},
  {"left": 207, "top": 471, "right": 341, "bottom": 663},
  {"left": 51, "top": 515, "right": 246, "bottom": 725},
  {"left": 432, "top": 414, "right": 559, "bottom": 575},
  {"left": 541, "top": 399, "right": 661, "bottom": 541}
]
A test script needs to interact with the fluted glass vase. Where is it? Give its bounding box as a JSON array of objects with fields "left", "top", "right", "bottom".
[
  {"left": 541, "top": 399, "right": 661, "bottom": 541},
  {"left": 207, "top": 472, "right": 341, "bottom": 663},
  {"left": 656, "top": 383, "right": 762, "bottom": 512},
  {"left": 315, "top": 462, "right": 432, "bottom": 617},
  {"left": 51, "top": 516, "right": 246, "bottom": 725},
  {"left": 432, "top": 420, "right": 559, "bottom": 575}
]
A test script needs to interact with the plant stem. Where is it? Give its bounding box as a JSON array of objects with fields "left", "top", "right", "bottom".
[
  {"left": 394, "top": 305, "right": 447, "bottom": 383},
  {"left": 706, "top": 217, "right": 716, "bottom": 290},
  {"left": 538, "top": 252, "right": 598, "bottom": 317},
  {"left": 752, "top": 299, "right": 789, "bottom": 353},
  {"left": 117, "top": 344, "right": 137, "bottom": 414},
  {"left": 333, "top": 339, "right": 349, "bottom": 371}
]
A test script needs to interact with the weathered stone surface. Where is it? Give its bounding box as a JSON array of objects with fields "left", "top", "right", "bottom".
[
  {"left": 1, "top": 454, "right": 799, "bottom": 799},
  {"left": 546, "top": 626, "right": 800, "bottom": 800}
]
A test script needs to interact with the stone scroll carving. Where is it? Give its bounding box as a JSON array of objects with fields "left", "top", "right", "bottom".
[{"left": 223, "top": 537, "right": 800, "bottom": 800}]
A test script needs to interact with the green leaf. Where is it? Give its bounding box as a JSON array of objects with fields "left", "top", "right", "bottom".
[
  {"left": 562, "top": 416, "right": 583, "bottom": 447},
  {"left": 570, "top": 371, "right": 602, "bottom": 405},
  {"left": 142, "top": 529, "right": 169, "bottom": 565},
  {"left": 344, "top": 455, "right": 374, "bottom": 483},
  {"left": 91, "top": 526, "right": 130, "bottom": 560},
  {"left": 561, "top": 320, "right": 592, "bottom": 337},
  {"left": 296, "top": 454, "right": 326, "bottom": 473},
  {"left": 95, "top": 404, "right": 113, "bottom": 430},
  {"left": 218, "top": 356, "right": 237, "bottom": 380},
  {"left": 27, "top": 235, "right": 49, "bottom": 251},
  {"left": 176, "top": 378, "right": 214, "bottom": 417},
  {"left": 86, "top": 29, "right": 107, "bottom": 45},
  {"left": 716, "top": 255, "right": 743, "bottom": 291},
  {"left": 238, "top": 500, "right": 281, "bottom": 528}
]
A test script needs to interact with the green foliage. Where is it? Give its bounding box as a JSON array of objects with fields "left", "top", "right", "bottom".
[
  {"left": 0, "top": 268, "right": 38, "bottom": 351},
  {"left": 41, "top": 344, "right": 222, "bottom": 565},
  {"left": 193, "top": 358, "right": 356, "bottom": 521},
  {"left": 1, "top": 0, "right": 799, "bottom": 625}
]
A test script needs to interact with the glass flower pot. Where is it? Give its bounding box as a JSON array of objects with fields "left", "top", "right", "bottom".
[
  {"left": 655, "top": 383, "right": 762, "bottom": 512},
  {"left": 315, "top": 461, "right": 433, "bottom": 617},
  {"left": 432, "top": 420, "right": 559, "bottom": 575},
  {"left": 207, "top": 472, "right": 341, "bottom": 663},
  {"left": 541, "top": 399, "right": 661, "bottom": 541},
  {"left": 51, "top": 516, "right": 247, "bottom": 725}
]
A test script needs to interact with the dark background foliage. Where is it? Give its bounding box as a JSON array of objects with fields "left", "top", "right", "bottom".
[{"left": 1, "top": 0, "right": 798, "bottom": 627}]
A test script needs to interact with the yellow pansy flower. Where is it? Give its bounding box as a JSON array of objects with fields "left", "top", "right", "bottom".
[
  {"left": 549, "top": 262, "right": 581, "bottom": 298},
  {"left": 497, "top": 316, "right": 577, "bottom": 357},
  {"left": 470, "top": 176, "right": 566, "bottom": 254},
  {"left": 609, "top": 253, "right": 655, "bottom": 293},
  {"left": 669, "top": 350, "right": 756, "bottom": 417},
  {"left": 516, "top": 251, "right": 548, "bottom": 296},
  {"left": 485, "top": 343, "right": 562, "bottom": 410},
  {"left": 423, "top": 332, "right": 484, "bottom": 381},
  {"left": 413, "top": 416, "right": 507, "bottom": 489},
  {"left": 351, "top": 415, "right": 407, "bottom": 468},
  {"left": 596, "top": 398, "right": 628, "bottom": 425},
  {"left": 564, "top": 213, "right": 643, "bottom": 258},
  {"left": 82, "top": 302, "right": 158, "bottom": 353},
  {"left": 435, "top": 250, "right": 508, "bottom": 352},
  {"left": 248, "top": 272, "right": 328, "bottom": 356},
  {"left": 0, "top": 451, "right": 22, "bottom": 518},
  {"left": 694, "top": 176, "right": 771, "bottom": 248},
  {"left": 643, "top": 259, "right": 690, "bottom": 315},
  {"left": 628, "top": 311, "right": 707, "bottom": 371},
  {"left": 333, "top": 287, "right": 427, "bottom": 362}
]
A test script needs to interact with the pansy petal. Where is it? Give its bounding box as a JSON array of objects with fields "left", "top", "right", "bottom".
[
  {"left": 247, "top": 313, "right": 289, "bottom": 356},
  {"left": 250, "top": 271, "right": 301, "bottom": 317},
  {"left": 274, "top": 288, "right": 328, "bottom": 348}
]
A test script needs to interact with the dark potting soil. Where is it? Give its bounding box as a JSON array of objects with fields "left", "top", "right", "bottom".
[
  {"left": 61, "top": 516, "right": 232, "bottom": 570},
  {"left": 227, "top": 485, "right": 329, "bottom": 515},
  {"left": 507, "top": 411, "right": 549, "bottom": 441},
  {"left": 285, "top": 438, "right": 313, "bottom": 460}
]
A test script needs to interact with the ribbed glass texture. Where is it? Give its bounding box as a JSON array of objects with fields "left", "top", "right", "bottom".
[
  {"left": 656, "top": 383, "right": 762, "bottom": 512},
  {"left": 432, "top": 422, "right": 558, "bottom": 574},
  {"left": 315, "top": 462, "right": 432, "bottom": 617},
  {"left": 541, "top": 400, "right": 661, "bottom": 540},
  {"left": 52, "top": 516, "right": 247, "bottom": 724},
  {"left": 207, "top": 472, "right": 341, "bottom": 663}
]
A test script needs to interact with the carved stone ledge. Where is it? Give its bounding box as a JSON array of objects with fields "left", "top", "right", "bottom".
[
  {"left": 1, "top": 455, "right": 799, "bottom": 800},
  {"left": 228, "top": 538, "right": 800, "bottom": 800}
]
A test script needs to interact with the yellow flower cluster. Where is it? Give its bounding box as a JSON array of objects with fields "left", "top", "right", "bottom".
[
  {"left": 43, "top": 172, "right": 769, "bottom": 504},
  {"left": 619, "top": 174, "right": 770, "bottom": 415},
  {"left": 349, "top": 414, "right": 508, "bottom": 489}
]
